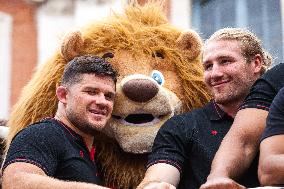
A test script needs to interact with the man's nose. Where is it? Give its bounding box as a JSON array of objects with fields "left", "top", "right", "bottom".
[
  {"left": 95, "top": 93, "right": 108, "bottom": 104},
  {"left": 210, "top": 64, "right": 223, "bottom": 78}
]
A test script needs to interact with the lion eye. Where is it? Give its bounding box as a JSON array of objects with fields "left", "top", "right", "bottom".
[
  {"left": 151, "top": 70, "right": 164, "bottom": 85},
  {"left": 152, "top": 51, "right": 164, "bottom": 59},
  {"left": 102, "top": 52, "right": 114, "bottom": 59}
]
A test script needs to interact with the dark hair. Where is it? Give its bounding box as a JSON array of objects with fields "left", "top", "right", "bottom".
[{"left": 61, "top": 55, "right": 118, "bottom": 86}]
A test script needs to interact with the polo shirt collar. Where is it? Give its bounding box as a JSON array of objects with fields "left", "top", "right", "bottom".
[
  {"left": 52, "top": 118, "right": 83, "bottom": 141},
  {"left": 210, "top": 100, "right": 228, "bottom": 120}
]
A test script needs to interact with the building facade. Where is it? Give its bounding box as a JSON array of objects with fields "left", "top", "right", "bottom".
[{"left": 0, "top": 0, "right": 283, "bottom": 120}]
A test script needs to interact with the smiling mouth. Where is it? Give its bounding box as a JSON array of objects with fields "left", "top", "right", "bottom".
[
  {"left": 89, "top": 109, "right": 106, "bottom": 116},
  {"left": 212, "top": 80, "right": 230, "bottom": 87},
  {"left": 112, "top": 114, "right": 167, "bottom": 124}
]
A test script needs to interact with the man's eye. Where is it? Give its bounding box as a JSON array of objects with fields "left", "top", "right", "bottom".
[
  {"left": 203, "top": 64, "right": 212, "bottom": 71},
  {"left": 105, "top": 93, "right": 115, "bottom": 101},
  {"left": 86, "top": 90, "right": 97, "bottom": 95},
  {"left": 220, "top": 60, "right": 230, "bottom": 64}
]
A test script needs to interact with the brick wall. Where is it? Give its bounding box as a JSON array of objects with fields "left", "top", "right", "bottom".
[{"left": 0, "top": 0, "right": 37, "bottom": 108}]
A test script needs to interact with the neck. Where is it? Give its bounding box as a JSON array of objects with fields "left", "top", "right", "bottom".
[
  {"left": 216, "top": 98, "right": 244, "bottom": 118},
  {"left": 54, "top": 110, "right": 94, "bottom": 150}
]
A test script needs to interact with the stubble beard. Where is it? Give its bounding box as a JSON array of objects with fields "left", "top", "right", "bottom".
[
  {"left": 214, "top": 89, "right": 246, "bottom": 105},
  {"left": 66, "top": 109, "right": 102, "bottom": 136},
  {"left": 213, "top": 76, "right": 255, "bottom": 105}
]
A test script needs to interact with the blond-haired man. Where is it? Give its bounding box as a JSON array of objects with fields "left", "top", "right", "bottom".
[{"left": 138, "top": 28, "right": 271, "bottom": 189}]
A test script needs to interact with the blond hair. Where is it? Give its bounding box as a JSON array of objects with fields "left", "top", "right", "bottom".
[{"left": 205, "top": 27, "right": 272, "bottom": 74}]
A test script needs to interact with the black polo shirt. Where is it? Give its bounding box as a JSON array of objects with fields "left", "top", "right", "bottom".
[
  {"left": 262, "top": 87, "right": 284, "bottom": 140},
  {"left": 147, "top": 100, "right": 259, "bottom": 189},
  {"left": 3, "top": 118, "right": 102, "bottom": 184},
  {"left": 240, "top": 63, "right": 284, "bottom": 111}
]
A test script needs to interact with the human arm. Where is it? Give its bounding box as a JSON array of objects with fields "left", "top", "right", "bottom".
[
  {"left": 137, "top": 163, "right": 179, "bottom": 189},
  {"left": 138, "top": 115, "right": 191, "bottom": 189},
  {"left": 258, "top": 135, "right": 284, "bottom": 186},
  {"left": 258, "top": 88, "right": 284, "bottom": 186},
  {"left": 210, "top": 108, "right": 268, "bottom": 178},
  {"left": 2, "top": 162, "right": 108, "bottom": 189},
  {"left": 200, "top": 108, "right": 268, "bottom": 189}
]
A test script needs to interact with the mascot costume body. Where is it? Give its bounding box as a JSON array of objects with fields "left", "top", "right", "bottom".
[{"left": 6, "top": 1, "right": 210, "bottom": 188}]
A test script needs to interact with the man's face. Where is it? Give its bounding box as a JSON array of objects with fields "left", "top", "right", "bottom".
[
  {"left": 202, "top": 40, "right": 258, "bottom": 105},
  {"left": 65, "top": 74, "right": 115, "bottom": 135}
]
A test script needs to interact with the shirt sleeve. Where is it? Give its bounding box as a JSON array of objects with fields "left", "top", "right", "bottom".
[
  {"left": 147, "top": 115, "right": 193, "bottom": 173},
  {"left": 239, "top": 64, "right": 284, "bottom": 111},
  {"left": 261, "top": 87, "right": 284, "bottom": 140},
  {"left": 3, "top": 122, "right": 62, "bottom": 176}
]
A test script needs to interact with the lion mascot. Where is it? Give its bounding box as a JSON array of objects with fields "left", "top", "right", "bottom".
[{"left": 5, "top": 1, "right": 210, "bottom": 188}]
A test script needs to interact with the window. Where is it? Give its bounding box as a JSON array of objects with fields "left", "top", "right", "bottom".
[{"left": 192, "top": 0, "right": 283, "bottom": 65}]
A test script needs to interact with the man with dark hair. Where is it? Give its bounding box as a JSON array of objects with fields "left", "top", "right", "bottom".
[
  {"left": 138, "top": 28, "right": 270, "bottom": 189},
  {"left": 2, "top": 55, "right": 117, "bottom": 189}
]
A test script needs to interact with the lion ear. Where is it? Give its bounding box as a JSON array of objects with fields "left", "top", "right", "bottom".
[
  {"left": 176, "top": 30, "right": 203, "bottom": 60},
  {"left": 61, "top": 31, "right": 84, "bottom": 61}
]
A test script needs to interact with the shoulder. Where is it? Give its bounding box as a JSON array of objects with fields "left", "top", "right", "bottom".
[
  {"left": 260, "top": 63, "right": 284, "bottom": 88},
  {"left": 12, "top": 118, "right": 64, "bottom": 143},
  {"left": 161, "top": 103, "right": 209, "bottom": 130},
  {"left": 25, "top": 119, "right": 61, "bottom": 133},
  {"left": 264, "top": 63, "right": 284, "bottom": 77},
  {"left": 241, "top": 64, "right": 284, "bottom": 110},
  {"left": 273, "top": 87, "right": 284, "bottom": 104},
  {"left": 267, "top": 87, "right": 284, "bottom": 115},
  {"left": 166, "top": 108, "right": 202, "bottom": 124}
]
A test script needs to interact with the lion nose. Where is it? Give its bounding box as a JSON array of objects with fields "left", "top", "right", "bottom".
[{"left": 122, "top": 79, "right": 159, "bottom": 102}]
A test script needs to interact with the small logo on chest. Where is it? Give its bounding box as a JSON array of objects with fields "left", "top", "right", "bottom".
[
  {"left": 79, "top": 150, "right": 84, "bottom": 158},
  {"left": 211, "top": 130, "right": 218, "bottom": 136}
]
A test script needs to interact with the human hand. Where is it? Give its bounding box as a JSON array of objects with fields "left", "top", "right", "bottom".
[
  {"left": 138, "top": 181, "right": 176, "bottom": 189},
  {"left": 200, "top": 177, "right": 246, "bottom": 189}
]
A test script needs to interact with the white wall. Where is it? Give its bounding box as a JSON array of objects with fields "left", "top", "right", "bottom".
[
  {"left": 171, "top": 0, "right": 191, "bottom": 30},
  {"left": 0, "top": 12, "right": 12, "bottom": 119},
  {"left": 36, "top": 0, "right": 125, "bottom": 65}
]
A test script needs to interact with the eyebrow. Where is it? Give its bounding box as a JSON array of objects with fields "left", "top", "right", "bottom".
[
  {"left": 202, "top": 60, "right": 211, "bottom": 65},
  {"left": 217, "top": 55, "right": 234, "bottom": 60},
  {"left": 203, "top": 55, "right": 234, "bottom": 64},
  {"left": 83, "top": 86, "right": 115, "bottom": 93}
]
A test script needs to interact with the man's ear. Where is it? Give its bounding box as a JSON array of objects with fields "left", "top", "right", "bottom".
[
  {"left": 56, "top": 86, "right": 68, "bottom": 103},
  {"left": 251, "top": 54, "right": 263, "bottom": 74}
]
